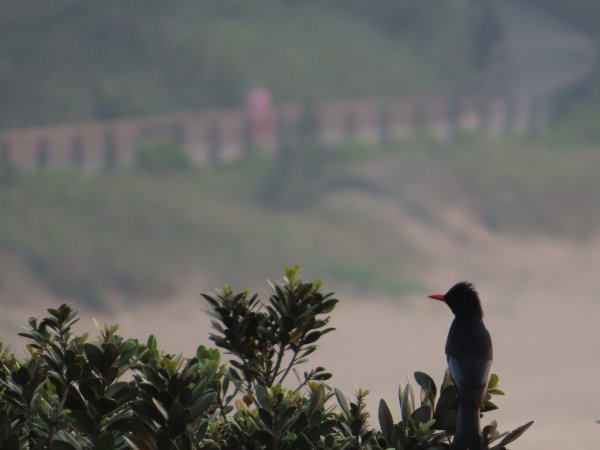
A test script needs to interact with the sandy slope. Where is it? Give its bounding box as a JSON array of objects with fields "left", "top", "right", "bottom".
[{"left": 3, "top": 205, "right": 600, "bottom": 449}]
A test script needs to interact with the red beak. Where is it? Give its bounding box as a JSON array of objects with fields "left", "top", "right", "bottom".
[{"left": 428, "top": 294, "right": 445, "bottom": 301}]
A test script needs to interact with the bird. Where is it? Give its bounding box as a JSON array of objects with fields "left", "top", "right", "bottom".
[{"left": 428, "top": 281, "right": 493, "bottom": 450}]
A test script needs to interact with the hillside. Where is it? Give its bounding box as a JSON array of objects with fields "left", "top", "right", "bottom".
[
  {"left": 0, "top": 0, "right": 498, "bottom": 129},
  {"left": 1, "top": 136, "right": 599, "bottom": 308},
  {"left": 515, "top": 0, "right": 600, "bottom": 141}
]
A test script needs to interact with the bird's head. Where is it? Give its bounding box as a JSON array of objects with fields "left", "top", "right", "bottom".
[{"left": 428, "top": 281, "right": 483, "bottom": 318}]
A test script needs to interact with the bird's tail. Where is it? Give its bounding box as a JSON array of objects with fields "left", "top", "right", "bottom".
[{"left": 452, "top": 406, "right": 483, "bottom": 450}]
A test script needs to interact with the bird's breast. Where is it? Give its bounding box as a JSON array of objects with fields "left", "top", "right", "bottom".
[{"left": 445, "top": 318, "right": 493, "bottom": 361}]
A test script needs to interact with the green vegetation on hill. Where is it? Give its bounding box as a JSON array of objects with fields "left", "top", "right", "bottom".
[
  {"left": 0, "top": 150, "right": 422, "bottom": 306},
  {"left": 0, "top": 0, "right": 498, "bottom": 129},
  {"left": 1, "top": 136, "right": 598, "bottom": 306}
]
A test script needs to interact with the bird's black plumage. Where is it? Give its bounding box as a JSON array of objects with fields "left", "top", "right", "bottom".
[{"left": 429, "top": 281, "right": 493, "bottom": 450}]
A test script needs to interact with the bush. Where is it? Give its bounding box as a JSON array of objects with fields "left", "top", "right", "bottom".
[{"left": 0, "top": 267, "right": 532, "bottom": 449}]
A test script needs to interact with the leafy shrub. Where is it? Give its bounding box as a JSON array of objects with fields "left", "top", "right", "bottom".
[{"left": 0, "top": 267, "right": 532, "bottom": 449}]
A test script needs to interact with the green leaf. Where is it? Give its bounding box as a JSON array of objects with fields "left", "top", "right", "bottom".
[
  {"left": 97, "top": 397, "right": 118, "bottom": 415},
  {"left": 106, "top": 381, "right": 133, "bottom": 401},
  {"left": 105, "top": 410, "right": 134, "bottom": 432},
  {"left": 195, "top": 420, "right": 209, "bottom": 442},
  {"left": 487, "top": 388, "right": 505, "bottom": 396},
  {"left": 400, "top": 384, "right": 413, "bottom": 422},
  {"left": 335, "top": 388, "right": 350, "bottom": 418},
  {"left": 12, "top": 366, "right": 29, "bottom": 385},
  {"left": 298, "top": 432, "right": 317, "bottom": 450},
  {"left": 79, "top": 378, "right": 102, "bottom": 403},
  {"left": 308, "top": 409, "right": 323, "bottom": 428},
  {"left": 191, "top": 391, "right": 216, "bottom": 418},
  {"left": 168, "top": 401, "right": 191, "bottom": 436},
  {"left": 312, "top": 371, "right": 332, "bottom": 381},
  {"left": 152, "top": 397, "right": 169, "bottom": 421},
  {"left": 257, "top": 326, "right": 277, "bottom": 342},
  {"left": 48, "top": 370, "right": 67, "bottom": 390},
  {"left": 487, "top": 373, "right": 499, "bottom": 389},
  {"left": 71, "top": 410, "right": 95, "bottom": 436},
  {"left": 350, "top": 417, "right": 363, "bottom": 435},
  {"left": 254, "top": 429, "right": 273, "bottom": 447},
  {"left": 64, "top": 349, "right": 77, "bottom": 365},
  {"left": 258, "top": 408, "right": 273, "bottom": 429},
  {"left": 497, "top": 421, "right": 534, "bottom": 447},
  {"left": 84, "top": 343, "right": 104, "bottom": 371},
  {"left": 281, "top": 315, "right": 296, "bottom": 332},
  {"left": 482, "top": 400, "right": 499, "bottom": 412},
  {"left": 418, "top": 418, "right": 436, "bottom": 435},
  {"left": 284, "top": 265, "right": 301, "bottom": 286},
  {"left": 303, "top": 331, "right": 321, "bottom": 345},
  {"left": 434, "top": 385, "right": 458, "bottom": 421},
  {"left": 307, "top": 384, "right": 325, "bottom": 417},
  {"left": 103, "top": 343, "right": 119, "bottom": 366},
  {"left": 411, "top": 405, "right": 432, "bottom": 425},
  {"left": 255, "top": 385, "right": 271, "bottom": 411},
  {"left": 66, "top": 364, "right": 82, "bottom": 382},
  {"left": 147, "top": 334, "right": 157, "bottom": 351},
  {"left": 319, "top": 299, "right": 338, "bottom": 314},
  {"left": 378, "top": 399, "right": 394, "bottom": 436},
  {"left": 196, "top": 345, "right": 209, "bottom": 360},
  {"left": 414, "top": 371, "right": 437, "bottom": 402},
  {"left": 282, "top": 432, "right": 297, "bottom": 442},
  {"left": 291, "top": 411, "right": 308, "bottom": 434},
  {"left": 482, "top": 420, "right": 498, "bottom": 443},
  {"left": 47, "top": 307, "right": 61, "bottom": 318}
]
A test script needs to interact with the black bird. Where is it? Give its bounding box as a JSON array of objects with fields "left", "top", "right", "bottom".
[{"left": 428, "top": 282, "right": 493, "bottom": 450}]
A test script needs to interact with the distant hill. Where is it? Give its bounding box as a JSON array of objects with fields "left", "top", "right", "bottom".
[
  {"left": 0, "top": 0, "right": 498, "bottom": 129},
  {"left": 1, "top": 0, "right": 599, "bottom": 313}
]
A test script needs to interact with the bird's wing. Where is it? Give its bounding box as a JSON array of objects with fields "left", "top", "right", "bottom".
[{"left": 447, "top": 355, "right": 492, "bottom": 407}]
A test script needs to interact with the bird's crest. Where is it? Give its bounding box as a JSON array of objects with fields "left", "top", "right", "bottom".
[
  {"left": 445, "top": 281, "right": 483, "bottom": 317},
  {"left": 448, "top": 281, "right": 478, "bottom": 298}
]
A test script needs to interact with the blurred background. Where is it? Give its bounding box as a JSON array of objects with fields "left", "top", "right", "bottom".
[{"left": 1, "top": 1, "right": 599, "bottom": 448}]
